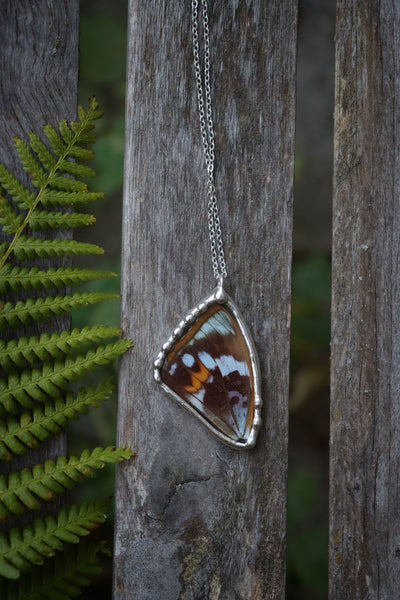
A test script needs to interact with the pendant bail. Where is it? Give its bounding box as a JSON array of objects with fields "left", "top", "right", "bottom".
[{"left": 215, "top": 276, "right": 226, "bottom": 303}]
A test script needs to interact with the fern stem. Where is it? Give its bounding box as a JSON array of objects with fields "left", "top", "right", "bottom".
[{"left": 0, "top": 101, "right": 98, "bottom": 271}]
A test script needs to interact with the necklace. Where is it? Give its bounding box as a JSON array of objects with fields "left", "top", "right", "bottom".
[{"left": 153, "top": 0, "right": 262, "bottom": 449}]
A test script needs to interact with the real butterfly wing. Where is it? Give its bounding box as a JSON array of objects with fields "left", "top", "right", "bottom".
[{"left": 161, "top": 304, "right": 255, "bottom": 443}]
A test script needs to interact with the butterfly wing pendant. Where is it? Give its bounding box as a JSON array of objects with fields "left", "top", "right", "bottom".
[{"left": 154, "top": 281, "right": 262, "bottom": 449}]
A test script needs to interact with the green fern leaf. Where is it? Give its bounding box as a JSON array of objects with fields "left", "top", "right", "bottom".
[
  {"left": 57, "top": 159, "right": 95, "bottom": 179},
  {"left": 0, "top": 340, "right": 131, "bottom": 413},
  {"left": 58, "top": 119, "right": 75, "bottom": 146},
  {"left": 0, "top": 292, "right": 119, "bottom": 331},
  {"left": 74, "top": 133, "right": 96, "bottom": 144},
  {"left": 0, "top": 474, "right": 38, "bottom": 518},
  {"left": 0, "top": 197, "right": 24, "bottom": 234},
  {"left": 0, "top": 326, "right": 121, "bottom": 369},
  {"left": 70, "top": 121, "right": 94, "bottom": 137},
  {"left": 13, "top": 139, "right": 47, "bottom": 189},
  {"left": 0, "top": 265, "right": 115, "bottom": 294},
  {"left": 77, "top": 105, "right": 87, "bottom": 123},
  {"left": 48, "top": 174, "right": 86, "bottom": 192},
  {"left": 0, "top": 447, "right": 133, "bottom": 519},
  {"left": 67, "top": 145, "right": 94, "bottom": 161},
  {"left": 42, "top": 124, "right": 67, "bottom": 158},
  {"left": 12, "top": 236, "right": 104, "bottom": 260},
  {"left": 40, "top": 189, "right": 103, "bottom": 206},
  {"left": 88, "top": 111, "right": 103, "bottom": 122},
  {"left": 2, "top": 540, "right": 108, "bottom": 599},
  {"left": 71, "top": 110, "right": 99, "bottom": 136},
  {"left": 0, "top": 381, "right": 113, "bottom": 461},
  {"left": 78, "top": 121, "right": 96, "bottom": 135},
  {"left": 0, "top": 377, "right": 33, "bottom": 414},
  {"left": 0, "top": 500, "right": 108, "bottom": 579},
  {"left": 81, "top": 97, "right": 103, "bottom": 121},
  {"left": 0, "top": 165, "right": 36, "bottom": 210},
  {"left": 29, "top": 210, "right": 95, "bottom": 230},
  {"left": 0, "top": 558, "right": 19, "bottom": 580},
  {"left": 0, "top": 242, "right": 9, "bottom": 259},
  {"left": 28, "top": 134, "right": 57, "bottom": 172}
]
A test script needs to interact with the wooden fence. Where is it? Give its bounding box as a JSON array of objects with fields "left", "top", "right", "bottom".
[
  {"left": 114, "top": 1, "right": 400, "bottom": 598},
  {"left": 1, "top": 0, "right": 399, "bottom": 598}
]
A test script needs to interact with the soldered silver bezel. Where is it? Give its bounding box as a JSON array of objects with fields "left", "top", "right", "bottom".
[{"left": 153, "top": 281, "right": 262, "bottom": 449}]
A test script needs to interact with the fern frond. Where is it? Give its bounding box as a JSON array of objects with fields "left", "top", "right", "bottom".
[
  {"left": 0, "top": 97, "right": 130, "bottom": 594},
  {"left": 0, "top": 381, "right": 113, "bottom": 461},
  {"left": 12, "top": 236, "right": 103, "bottom": 260},
  {"left": 29, "top": 210, "right": 95, "bottom": 230},
  {"left": 0, "top": 447, "right": 133, "bottom": 519},
  {"left": 0, "top": 327, "right": 121, "bottom": 369},
  {"left": 0, "top": 500, "right": 108, "bottom": 579},
  {"left": 40, "top": 189, "right": 103, "bottom": 206},
  {"left": 0, "top": 165, "right": 36, "bottom": 210},
  {"left": 0, "top": 97, "right": 104, "bottom": 270},
  {"left": 0, "top": 265, "right": 115, "bottom": 294},
  {"left": 0, "top": 292, "right": 119, "bottom": 331},
  {"left": 2, "top": 540, "right": 108, "bottom": 600},
  {"left": 0, "top": 197, "right": 24, "bottom": 234},
  {"left": 0, "top": 340, "right": 132, "bottom": 414}
]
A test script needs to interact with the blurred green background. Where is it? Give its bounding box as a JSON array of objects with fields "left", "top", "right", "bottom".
[
  {"left": 73, "top": 1, "right": 334, "bottom": 597},
  {"left": 70, "top": 2, "right": 127, "bottom": 597}
]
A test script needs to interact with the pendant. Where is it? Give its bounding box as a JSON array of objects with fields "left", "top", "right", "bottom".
[{"left": 153, "top": 281, "right": 262, "bottom": 449}]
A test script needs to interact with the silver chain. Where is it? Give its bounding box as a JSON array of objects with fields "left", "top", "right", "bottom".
[{"left": 191, "top": 0, "right": 227, "bottom": 281}]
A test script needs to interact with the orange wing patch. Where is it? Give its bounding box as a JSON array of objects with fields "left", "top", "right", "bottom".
[{"left": 185, "top": 361, "right": 210, "bottom": 393}]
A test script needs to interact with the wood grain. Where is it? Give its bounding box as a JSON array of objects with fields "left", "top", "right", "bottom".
[
  {"left": 114, "top": 2, "right": 297, "bottom": 598},
  {"left": 0, "top": 0, "right": 79, "bottom": 471},
  {"left": 330, "top": 1, "right": 400, "bottom": 597}
]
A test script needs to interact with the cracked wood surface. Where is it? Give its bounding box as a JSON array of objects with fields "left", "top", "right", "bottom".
[
  {"left": 0, "top": 1, "right": 79, "bottom": 478},
  {"left": 330, "top": 2, "right": 400, "bottom": 598},
  {"left": 114, "top": 1, "right": 297, "bottom": 599}
]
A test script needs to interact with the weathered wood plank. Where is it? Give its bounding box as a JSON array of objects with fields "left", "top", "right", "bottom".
[
  {"left": 330, "top": 1, "right": 400, "bottom": 597},
  {"left": 114, "top": 2, "right": 297, "bottom": 598},
  {"left": 0, "top": 0, "right": 79, "bottom": 469},
  {"left": 0, "top": 1, "right": 79, "bottom": 167}
]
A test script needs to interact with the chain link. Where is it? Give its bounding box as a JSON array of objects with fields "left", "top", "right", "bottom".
[{"left": 192, "top": 0, "right": 227, "bottom": 281}]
